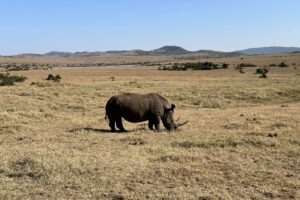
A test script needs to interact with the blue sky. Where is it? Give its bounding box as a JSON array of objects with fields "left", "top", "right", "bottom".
[{"left": 0, "top": 0, "right": 299, "bottom": 55}]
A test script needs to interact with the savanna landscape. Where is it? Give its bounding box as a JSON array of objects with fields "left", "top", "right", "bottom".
[{"left": 0, "top": 51, "right": 299, "bottom": 199}]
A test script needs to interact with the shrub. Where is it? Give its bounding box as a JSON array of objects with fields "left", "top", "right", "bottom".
[
  {"left": 46, "top": 74, "right": 61, "bottom": 82},
  {"left": 259, "top": 72, "right": 267, "bottom": 78},
  {"left": 279, "top": 62, "right": 288, "bottom": 67},
  {"left": 256, "top": 68, "right": 268, "bottom": 74},
  {"left": 269, "top": 64, "right": 277, "bottom": 67},
  {"left": 239, "top": 69, "right": 245, "bottom": 73},
  {"left": 158, "top": 62, "right": 225, "bottom": 71},
  {"left": 256, "top": 68, "right": 268, "bottom": 78},
  {"left": 0, "top": 73, "right": 27, "bottom": 86},
  {"left": 158, "top": 66, "right": 170, "bottom": 70},
  {"left": 222, "top": 63, "right": 229, "bottom": 69},
  {"left": 236, "top": 63, "right": 256, "bottom": 70}
]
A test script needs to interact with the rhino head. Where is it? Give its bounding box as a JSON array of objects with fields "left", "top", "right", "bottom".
[{"left": 162, "top": 104, "right": 188, "bottom": 131}]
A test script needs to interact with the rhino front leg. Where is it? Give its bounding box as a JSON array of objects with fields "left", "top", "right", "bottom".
[
  {"left": 148, "top": 120, "right": 154, "bottom": 130},
  {"left": 153, "top": 116, "right": 161, "bottom": 132}
]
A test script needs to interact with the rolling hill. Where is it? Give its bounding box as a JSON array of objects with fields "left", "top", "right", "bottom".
[
  {"left": 238, "top": 46, "right": 300, "bottom": 55},
  {"left": 5, "top": 46, "right": 300, "bottom": 58}
]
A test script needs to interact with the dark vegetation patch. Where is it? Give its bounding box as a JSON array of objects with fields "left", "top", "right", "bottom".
[
  {"left": 109, "top": 194, "right": 125, "bottom": 200},
  {"left": 256, "top": 68, "right": 269, "bottom": 78},
  {"left": 46, "top": 74, "right": 62, "bottom": 82},
  {"left": 288, "top": 139, "right": 300, "bottom": 147},
  {"left": 269, "top": 62, "right": 289, "bottom": 67},
  {"left": 153, "top": 155, "right": 198, "bottom": 163},
  {"left": 0, "top": 73, "right": 27, "bottom": 86},
  {"left": 6, "top": 157, "right": 47, "bottom": 181},
  {"left": 158, "top": 62, "right": 228, "bottom": 71},
  {"left": 66, "top": 105, "right": 86, "bottom": 112},
  {"left": 256, "top": 68, "right": 268, "bottom": 74},
  {"left": 119, "top": 137, "right": 146, "bottom": 145},
  {"left": 223, "top": 123, "right": 245, "bottom": 130},
  {"left": 235, "top": 63, "right": 256, "bottom": 70},
  {"left": 171, "top": 138, "right": 277, "bottom": 149},
  {"left": 2, "top": 63, "right": 54, "bottom": 71},
  {"left": 221, "top": 88, "right": 300, "bottom": 105},
  {"left": 245, "top": 132, "right": 279, "bottom": 138},
  {"left": 0, "top": 125, "right": 23, "bottom": 135},
  {"left": 275, "top": 89, "right": 300, "bottom": 102},
  {"left": 270, "top": 123, "right": 288, "bottom": 129},
  {"left": 31, "top": 81, "right": 52, "bottom": 87}
]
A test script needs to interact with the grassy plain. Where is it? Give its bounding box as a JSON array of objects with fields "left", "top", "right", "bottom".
[{"left": 0, "top": 54, "right": 300, "bottom": 199}]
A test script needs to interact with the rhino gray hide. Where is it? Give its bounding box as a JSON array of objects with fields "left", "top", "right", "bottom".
[{"left": 105, "top": 93, "right": 188, "bottom": 132}]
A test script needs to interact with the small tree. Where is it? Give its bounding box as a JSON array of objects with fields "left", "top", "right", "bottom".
[
  {"left": 259, "top": 72, "right": 267, "bottom": 78},
  {"left": 256, "top": 68, "right": 268, "bottom": 74},
  {"left": 222, "top": 63, "right": 229, "bottom": 69},
  {"left": 279, "top": 62, "right": 288, "bottom": 67},
  {"left": 256, "top": 68, "right": 268, "bottom": 78},
  {"left": 46, "top": 74, "right": 62, "bottom": 82}
]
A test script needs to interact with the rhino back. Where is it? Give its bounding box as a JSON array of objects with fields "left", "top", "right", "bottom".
[{"left": 113, "top": 93, "right": 168, "bottom": 122}]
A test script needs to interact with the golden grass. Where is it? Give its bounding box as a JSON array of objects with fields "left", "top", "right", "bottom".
[{"left": 0, "top": 58, "right": 300, "bottom": 199}]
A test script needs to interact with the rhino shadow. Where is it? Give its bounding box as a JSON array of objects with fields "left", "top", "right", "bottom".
[
  {"left": 68, "top": 127, "right": 112, "bottom": 133},
  {"left": 68, "top": 127, "right": 148, "bottom": 134}
]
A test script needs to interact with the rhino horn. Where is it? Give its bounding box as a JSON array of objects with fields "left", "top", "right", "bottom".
[{"left": 175, "top": 120, "right": 188, "bottom": 128}]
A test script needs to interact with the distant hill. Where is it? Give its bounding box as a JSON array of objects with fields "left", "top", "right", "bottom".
[
  {"left": 151, "top": 46, "right": 190, "bottom": 55},
  {"left": 26, "top": 46, "right": 243, "bottom": 58},
  {"left": 105, "top": 50, "right": 129, "bottom": 54},
  {"left": 238, "top": 46, "right": 300, "bottom": 55},
  {"left": 194, "top": 50, "right": 242, "bottom": 57},
  {"left": 5, "top": 45, "right": 300, "bottom": 57},
  {"left": 44, "top": 51, "right": 73, "bottom": 57}
]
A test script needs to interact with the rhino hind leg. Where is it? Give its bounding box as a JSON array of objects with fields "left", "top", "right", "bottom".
[
  {"left": 109, "top": 119, "right": 116, "bottom": 132},
  {"left": 116, "top": 118, "right": 126, "bottom": 132},
  {"left": 108, "top": 118, "right": 116, "bottom": 132}
]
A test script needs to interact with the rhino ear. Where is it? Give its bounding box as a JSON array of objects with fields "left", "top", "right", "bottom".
[
  {"left": 171, "top": 104, "right": 176, "bottom": 110},
  {"left": 166, "top": 104, "right": 176, "bottom": 112}
]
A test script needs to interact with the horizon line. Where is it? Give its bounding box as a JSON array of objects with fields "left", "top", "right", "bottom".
[{"left": 1, "top": 45, "right": 300, "bottom": 56}]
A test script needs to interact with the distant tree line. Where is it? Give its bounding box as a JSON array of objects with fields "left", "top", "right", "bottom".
[
  {"left": 158, "top": 62, "right": 229, "bottom": 71},
  {"left": 2, "top": 63, "right": 54, "bottom": 71},
  {"left": 269, "top": 62, "right": 289, "bottom": 67}
]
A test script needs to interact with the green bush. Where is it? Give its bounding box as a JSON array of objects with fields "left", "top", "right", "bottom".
[
  {"left": 46, "top": 74, "right": 62, "bottom": 82},
  {"left": 222, "top": 63, "right": 229, "bottom": 69},
  {"left": 259, "top": 73, "right": 267, "bottom": 78},
  {"left": 0, "top": 73, "right": 27, "bottom": 86},
  {"left": 256, "top": 68, "right": 268, "bottom": 74},
  {"left": 256, "top": 68, "right": 268, "bottom": 78},
  {"left": 269, "top": 64, "right": 277, "bottom": 67},
  {"left": 158, "top": 62, "right": 231, "bottom": 71},
  {"left": 279, "top": 62, "right": 288, "bottom": 67},
  {"left": 236, "top": 63, "right": 256, "bottom": 70}
]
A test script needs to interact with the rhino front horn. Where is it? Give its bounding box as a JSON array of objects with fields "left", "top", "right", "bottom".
[{"left": 175, "top": 120, "right": 188, "bottom": 128}]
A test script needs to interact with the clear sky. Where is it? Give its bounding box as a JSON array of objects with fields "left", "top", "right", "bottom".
[{"left": 0, "top": 0, "right": 299, "bottom": 55}]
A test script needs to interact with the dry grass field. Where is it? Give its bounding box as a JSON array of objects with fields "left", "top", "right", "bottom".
[{"left": 0, "top": 54, "right": 300, "bottom": 199}]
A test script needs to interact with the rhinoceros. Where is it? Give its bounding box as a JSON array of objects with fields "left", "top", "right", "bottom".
[{"left": 105, "top": 93, "right": 188, "bottom": 132}]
